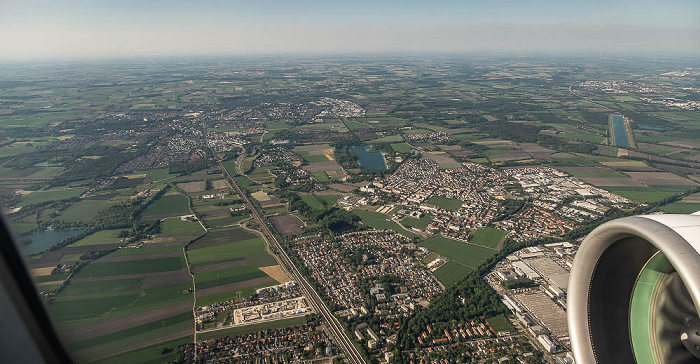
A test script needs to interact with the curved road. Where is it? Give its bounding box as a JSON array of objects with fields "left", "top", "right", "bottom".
[{"left": 219, "top": 160, "right": 365, "bottom": 364}]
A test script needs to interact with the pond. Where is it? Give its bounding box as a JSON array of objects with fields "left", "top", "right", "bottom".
[
  {"left": 19, "top": 228, "right": 83, "bottom": 256},
  {"left": 349, "top": 145, "right": 387, "bottom": 170}
]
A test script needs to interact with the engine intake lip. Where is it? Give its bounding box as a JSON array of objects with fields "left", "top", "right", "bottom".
[{"left": 569, "top": 215, "right": 700, "bottom": 364}]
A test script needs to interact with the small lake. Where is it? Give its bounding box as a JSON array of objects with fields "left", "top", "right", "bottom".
[
  {"left": 349, "top": 145, "right": 387, "bottom": 170},
  {"left": 611, "top": 115, "right": 630, "bottom": 148},
  {"left": 19, "top": 228, "right": 83, "bottom": 256}
]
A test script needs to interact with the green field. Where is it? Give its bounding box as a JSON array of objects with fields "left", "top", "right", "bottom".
[
  {"left": 69, "top": 229, "right": 125, "bottom": 247},
  {"left": 194, "top": 265, "right": 268, "bottom": 290},
  {"left": 60, "top": 279, "right": 141, "bottom": 296},
  {"left": 390, "top": 142, "right": 412, "bottom": 153},
  {"left": 93, "top": 336, "right": 193, "bottom": 364},
  {"left": 221, "top": 159, "right": 239, "bottom": 177},
  {"left": 368, "top": 135, "right": 403, "bottom": 143},
  {"left": 161, "top": 217, "right": 205, "bottom": 234},
  {"left": 432, "top": 261, "right": 470, "bottom": 287},
  {"left": 51, "top": 282, "right": 195, "bottom": 324},
  {"left": 421, "top": 252, "right": 440, "bottom": 265},
  {"left": 400, "top": 214, "right": 434, "bottom": 230},
  {"left": 311, "top": 171, "right": 330, "bottom": 182},
  {"left": 425, "top": 195, "right": 463, "bottom": 211},
  {"left": 487, "top": 314, "right": 516, "bottom": 333},
  {"left": 420, "top": 235, "right": 497, "bottom": 270},
  {"left": 50, "top": 294, "right": 141, "bottom": 321},
  {"left": 188, "top": 237, "right": 271, "bottom": 266},
  {"left": 660, "top": 201, "right": 700, "bottom": 214},
  {"left": 352, "top": 209, "right": 418, "bottom": 238},
  {"left": 196, "top": 282, "right": 274, "bottom": 307},
  {"left": 142, "top": 194, "right": 189, "bottom": 216},
  {"left": 107, "top": 245, "right": 183, "bottom": 257},
  {"left": 19, "top": 188, "right": 85, "bottom": 206},
  {"left": 73, "top": 257, "right": 185, "bottom": 278},
  {"left": 54, "top": 199, "right": 118, "bottom": 222},
  {"left": 69, "top": 313, "right": 192, "bottom": 360},
  {"left": 299, "top": 193, "right": 323, "bottom": 209},
  {"left": 603, "top": 186, "right": 695, "bottom": 203},
  {"left": 470, "top": 227, "right": 507, "bottom": 249}
]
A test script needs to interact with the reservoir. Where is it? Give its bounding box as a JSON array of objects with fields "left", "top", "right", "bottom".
[
  {"left": 349, "top": 145, "right": 387, "bottom": 170},
  {"left": 20, "top": 228, "right": 83, "bottom": 256},
  {"left": 611, "top": 115, "right": 630, "bottom": 148}
]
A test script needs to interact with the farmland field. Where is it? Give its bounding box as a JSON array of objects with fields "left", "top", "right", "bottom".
[
  {"left": 142, "top": 194, "right": 189, "bottom": 216},
  {"left": 69, "top": 229, "right": 125, "bottom": 247},
  {"left": 160, "top": 218, "right": 204, "bottom": 234},
  {"left": 95, "top": 336, "right": 193, "bottom": 364},
  {"left": 660, "top": 201, "right": 700, "bottom": 214},
  {"left": 390, "top": 142, "right": 412, "bottom": 153},
  {"left": 603, "top": 186, "right": 695, "bottom": 203},
  {"left": 299, "top": 193, "right": 323, "bottom": 209},
  {"left": 194, "top": 265, "right": 269, "bottom": 290},
  {"left": 73, "top": 257, "right": 186, "bottom": 278},
  {"left": 470, "top": 227, "right": 507, "bottom": 249},
  {"left": 188, "top": 237, "right": 268, "bottom": 266},
  {"left": 19, "top": 188, "right": 85, "bottom": 206},
  {"left": 432, "top": 261, "right": 470, "bottom": 287}
]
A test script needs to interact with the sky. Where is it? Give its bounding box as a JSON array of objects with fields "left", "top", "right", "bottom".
[{"left": 0, "top": 0, "right": 698, "bottom": 60}]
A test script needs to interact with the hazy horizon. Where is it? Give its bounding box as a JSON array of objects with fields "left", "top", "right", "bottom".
[{"left": 1, "top": 0, "right": 699, "bottom": 60}]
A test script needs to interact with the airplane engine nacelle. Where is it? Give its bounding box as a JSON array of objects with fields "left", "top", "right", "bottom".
[{"left": 569, "top": 214, "right": 700, "bottom": 364}]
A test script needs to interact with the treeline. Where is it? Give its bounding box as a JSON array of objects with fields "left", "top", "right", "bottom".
[{"left": 501, "top": 278, "right": 536, "bottom": 289}]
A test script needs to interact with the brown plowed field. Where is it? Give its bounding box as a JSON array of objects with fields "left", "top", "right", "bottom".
[{"left": 270, "top": 214, "right": 304, "bottom": 237}]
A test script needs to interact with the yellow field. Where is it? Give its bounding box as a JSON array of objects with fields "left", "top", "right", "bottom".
[
  {"left": 259, "top": 265, "right": 291, "bottom": 283},
  {"left": 30, "top": 267, "right": 54, "bottom": 277}
]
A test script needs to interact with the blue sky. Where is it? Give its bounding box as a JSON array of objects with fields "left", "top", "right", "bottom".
[{"left": 1, "top": 0, "right": 698, "bottom": 59}]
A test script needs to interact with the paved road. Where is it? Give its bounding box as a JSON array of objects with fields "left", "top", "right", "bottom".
[{"left": 219, "top": 160, "right": 365, "bottom": 364}]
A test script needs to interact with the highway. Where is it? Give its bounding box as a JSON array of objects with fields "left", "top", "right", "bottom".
[{"left": 219, "top": 160, "right": 366, "bottom": 364}]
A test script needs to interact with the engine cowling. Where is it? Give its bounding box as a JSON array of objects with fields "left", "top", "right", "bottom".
[{"left": 568, "top": 214, "right": 700, "bottom": 364}]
